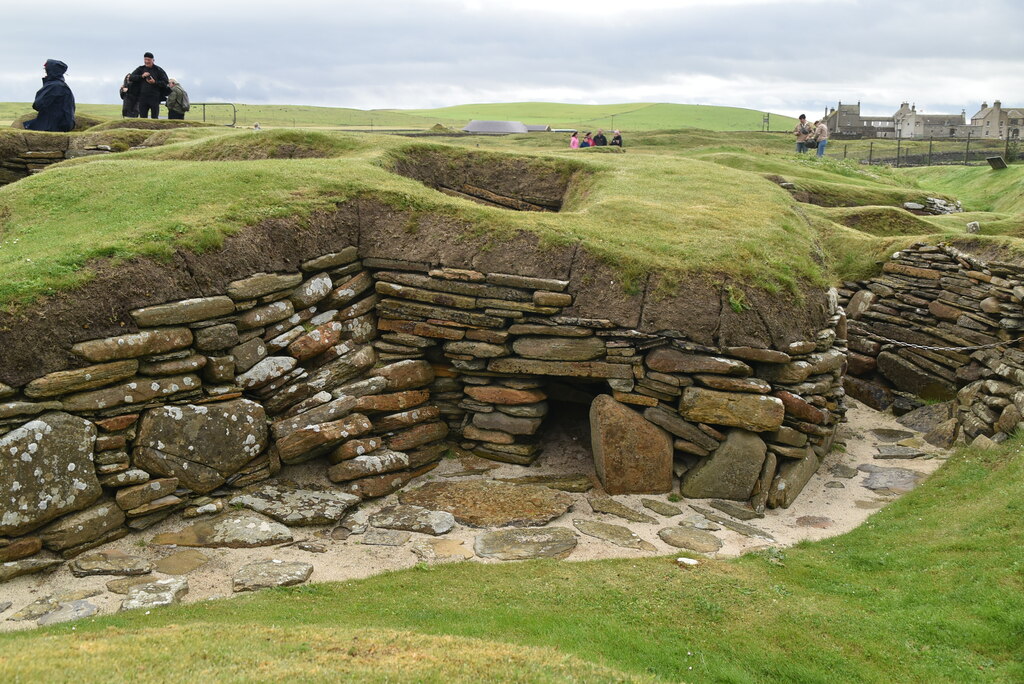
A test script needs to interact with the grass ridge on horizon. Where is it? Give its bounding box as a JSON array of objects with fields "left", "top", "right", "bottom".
[{"left": 0, "top": 100, "right": 798, "bottom": 132}]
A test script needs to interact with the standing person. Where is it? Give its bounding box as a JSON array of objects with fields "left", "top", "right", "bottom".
[
  {"left": 119, "top": 73, "right": 138, "bottom": 118},
  {"left": 813, "top": 119, "right": 829, "bottom": 157},
  {"left": 165, "top": 78, "right": 189, "bottom": 120},
  {"left": 581, "top": 132, "right": 593, "bottom": 148},
  {"left": 593, "top": 129, "right": 607, "bottom": 146},
  {"left": 610, "top": 130, "right": 622, "bottom": 147},
  {"left": 793, "top": 114, "right": 812, "bottom": 153},
  {"left": 129, "top": 52, "right": 169, "bottom": 119},
  {"left": 23, "top": 59, "right": 75, "bottom": 132},
  {"left": 569, "top": 131, "right": 579, "bottom": 149}
]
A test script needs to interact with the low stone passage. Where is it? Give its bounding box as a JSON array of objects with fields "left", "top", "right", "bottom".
[{"left": 0, "top": 397, "right": 946, "bottom": 631}]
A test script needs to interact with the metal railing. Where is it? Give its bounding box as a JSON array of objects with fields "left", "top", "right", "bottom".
[
  {"left": 189, "top": 102, "right": 237, "bottom": 127},
  {"left": 825, "top": 134, "right": 1019, "bottom": 167}
]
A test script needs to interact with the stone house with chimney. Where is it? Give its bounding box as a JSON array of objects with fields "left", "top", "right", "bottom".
[
  {"left": 822, "top": 101, "right": 895, "bottom": 138},
  {"left": 967, "top": 101, "right": 1023, "bottom": 139},
  {"left": 892, "top": 102, "right": 965, "bottom": 139}
]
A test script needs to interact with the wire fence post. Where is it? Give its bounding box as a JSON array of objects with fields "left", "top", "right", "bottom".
[
  {"left": 896, "top": 134, "right": 902, "bottom": 168},
  {"left": 868, "top": 141, "right": 873, "bottom": 165},
  {"left": 928, "top": 138, "right": 933, "bottom": 166},
  {"left": 843, "top": 144, "right": 848, "bottom": 159},
  {"left": 964, "top": 131, "right": 971, "bottom": 165}
]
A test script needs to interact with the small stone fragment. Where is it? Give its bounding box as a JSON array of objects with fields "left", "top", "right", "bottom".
[{"left": 587, "top": 496, "right": 656, "bottom": 524}]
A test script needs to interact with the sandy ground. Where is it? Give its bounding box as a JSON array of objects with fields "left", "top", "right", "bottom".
[{"left": 0, "top": 398, "right": 947, "bottom": 632}]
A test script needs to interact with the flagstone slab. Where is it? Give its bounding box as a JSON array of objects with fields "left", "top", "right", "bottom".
[
  {"left": 228, "top": 482, "right": 360, "bottom": 525},
  {"left": 474, "top": 527, "right": 578, "bottom": 560},
  {"left": 573, "top": 519, "right": 656, "bottom": 551},
  {"left": 369, "top": 504, "right": 455, "bottom": 535},
  {"left": 657, "top": 526, "right": 723, "bottom": 554},
  {"left": 120, "top": 577, "right": 189, "bottom": 612},
  {"left": 399, "top": 480, "right": 573, "bottom": 528},
  {"left": 151, "top": 510, "right": 292, "bottom": 548},
  {"left": 233, "top": 559, "right": 313, "bottom": 592}
]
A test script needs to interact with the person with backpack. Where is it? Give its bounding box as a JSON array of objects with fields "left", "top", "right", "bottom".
[
  {"left": 166, "top": 78, "right": 190, "bottom": 120},
  {"left": 793, "top": 114, "right": 812, "bottom": 153},
  {"left": 23, "top": 59, "right": 76, "bottom": 132}
]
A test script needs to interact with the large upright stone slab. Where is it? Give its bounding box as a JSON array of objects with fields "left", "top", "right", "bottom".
[
  {"left": 133, "top": 399, "right": 268, "bottom": 493},
  {"left": 1, "top": 412, "right": 100, "bottom": 536},
  {"left": 590, "top": 395, "right": 672, "bottom": 495},
  {"left": 680, "top": 428, "right": 767, "bottom": 500},
  {"left": 766, "top": 450, "right": 820, "bottom": 509}
]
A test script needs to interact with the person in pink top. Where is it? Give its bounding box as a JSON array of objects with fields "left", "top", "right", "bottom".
[{"left": 570, "top": 131, "right": 579, "bottom": 149}]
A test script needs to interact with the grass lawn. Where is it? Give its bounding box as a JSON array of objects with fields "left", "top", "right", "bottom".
[{"left": 1, "top": 438, "right": 1021, "bottom": 682}]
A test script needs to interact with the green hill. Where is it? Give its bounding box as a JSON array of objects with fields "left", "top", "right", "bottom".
[{"left": 1, "top": 101, "right": 796, "bottom": 132}]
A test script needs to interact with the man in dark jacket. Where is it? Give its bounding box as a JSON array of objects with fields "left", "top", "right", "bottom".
[
  {"left": 23, "top": 59, "right": 75, "bottom": 132},
  {"left": 129, "top": 52, "right": 169, "bottom": 119}
]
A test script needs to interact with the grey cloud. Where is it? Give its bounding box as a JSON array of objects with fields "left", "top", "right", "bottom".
[{"left": 0, "top": 1, "right": 1020, "bottom": 117}]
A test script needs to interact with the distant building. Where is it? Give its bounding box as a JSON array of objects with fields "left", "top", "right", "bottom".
[
  {"left": 525, "top": 124, "right": 552, "bottom": 132},
  {"left": 893, "top": 102, "right": 965, "bottom": 139},
  {"left": 462, "top": 120, "right": 530, "bottom": 134},
  {"left": 967, "top": 101, "right": 1023, "bottom": 140},
  {"left": 821, "top": 100, "right": 1020, "bottom": 140},
  {"left": 822, "top": 102, "right": 895, "bottom": 138}
]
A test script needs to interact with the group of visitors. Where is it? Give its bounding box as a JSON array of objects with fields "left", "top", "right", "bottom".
[
  {"left": 570, "top": 128, "right": 623, "bottom": 149},
  {"left": 23, "top": 52, "right": 191, "bottom": 132},
  {"left": 120, "top": 52, "right": 190, "bottom": 120},
  {"left": 793, "top": 114, "right": 828, "bottom": 156}
]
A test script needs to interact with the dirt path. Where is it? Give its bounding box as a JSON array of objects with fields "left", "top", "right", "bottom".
[{"left": 0, "top": 399, "right": 947, "bottom": 632}]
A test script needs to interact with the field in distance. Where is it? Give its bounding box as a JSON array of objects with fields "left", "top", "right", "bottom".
[{"left": 0, "top": 100, "right": 797, "bottom": 132}]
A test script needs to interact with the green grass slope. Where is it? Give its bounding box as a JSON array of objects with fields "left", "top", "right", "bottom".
[
  {"left": 0, "top": 128, "right": 826, "bottom": 307},
  {"left": 2, "top": 439, "right": 1021, "bottom": 682},
  {"left": 1, "top": 126, "right": 1021, "bottom": 307}
]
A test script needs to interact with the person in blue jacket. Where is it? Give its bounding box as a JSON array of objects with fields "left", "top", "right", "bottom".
[{"left": 23, "top": 59, "right": 76, "bottom": 132}]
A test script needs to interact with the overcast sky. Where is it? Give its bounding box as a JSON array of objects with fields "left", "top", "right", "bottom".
[{"left": 1, "top": 0, "right": 1020, "bottom": 118}]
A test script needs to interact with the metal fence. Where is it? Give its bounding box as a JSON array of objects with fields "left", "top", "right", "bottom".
[{"left": 824, "top": 135, "right": 1019, "bottom": 167}]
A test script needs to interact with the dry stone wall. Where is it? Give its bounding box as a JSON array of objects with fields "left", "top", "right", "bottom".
[
  {"left": 841, "top": 242, "right": 1024, "bottom": 443},
  {"left": 1, "top": 242, "right": 847, "bottom": 574}
]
